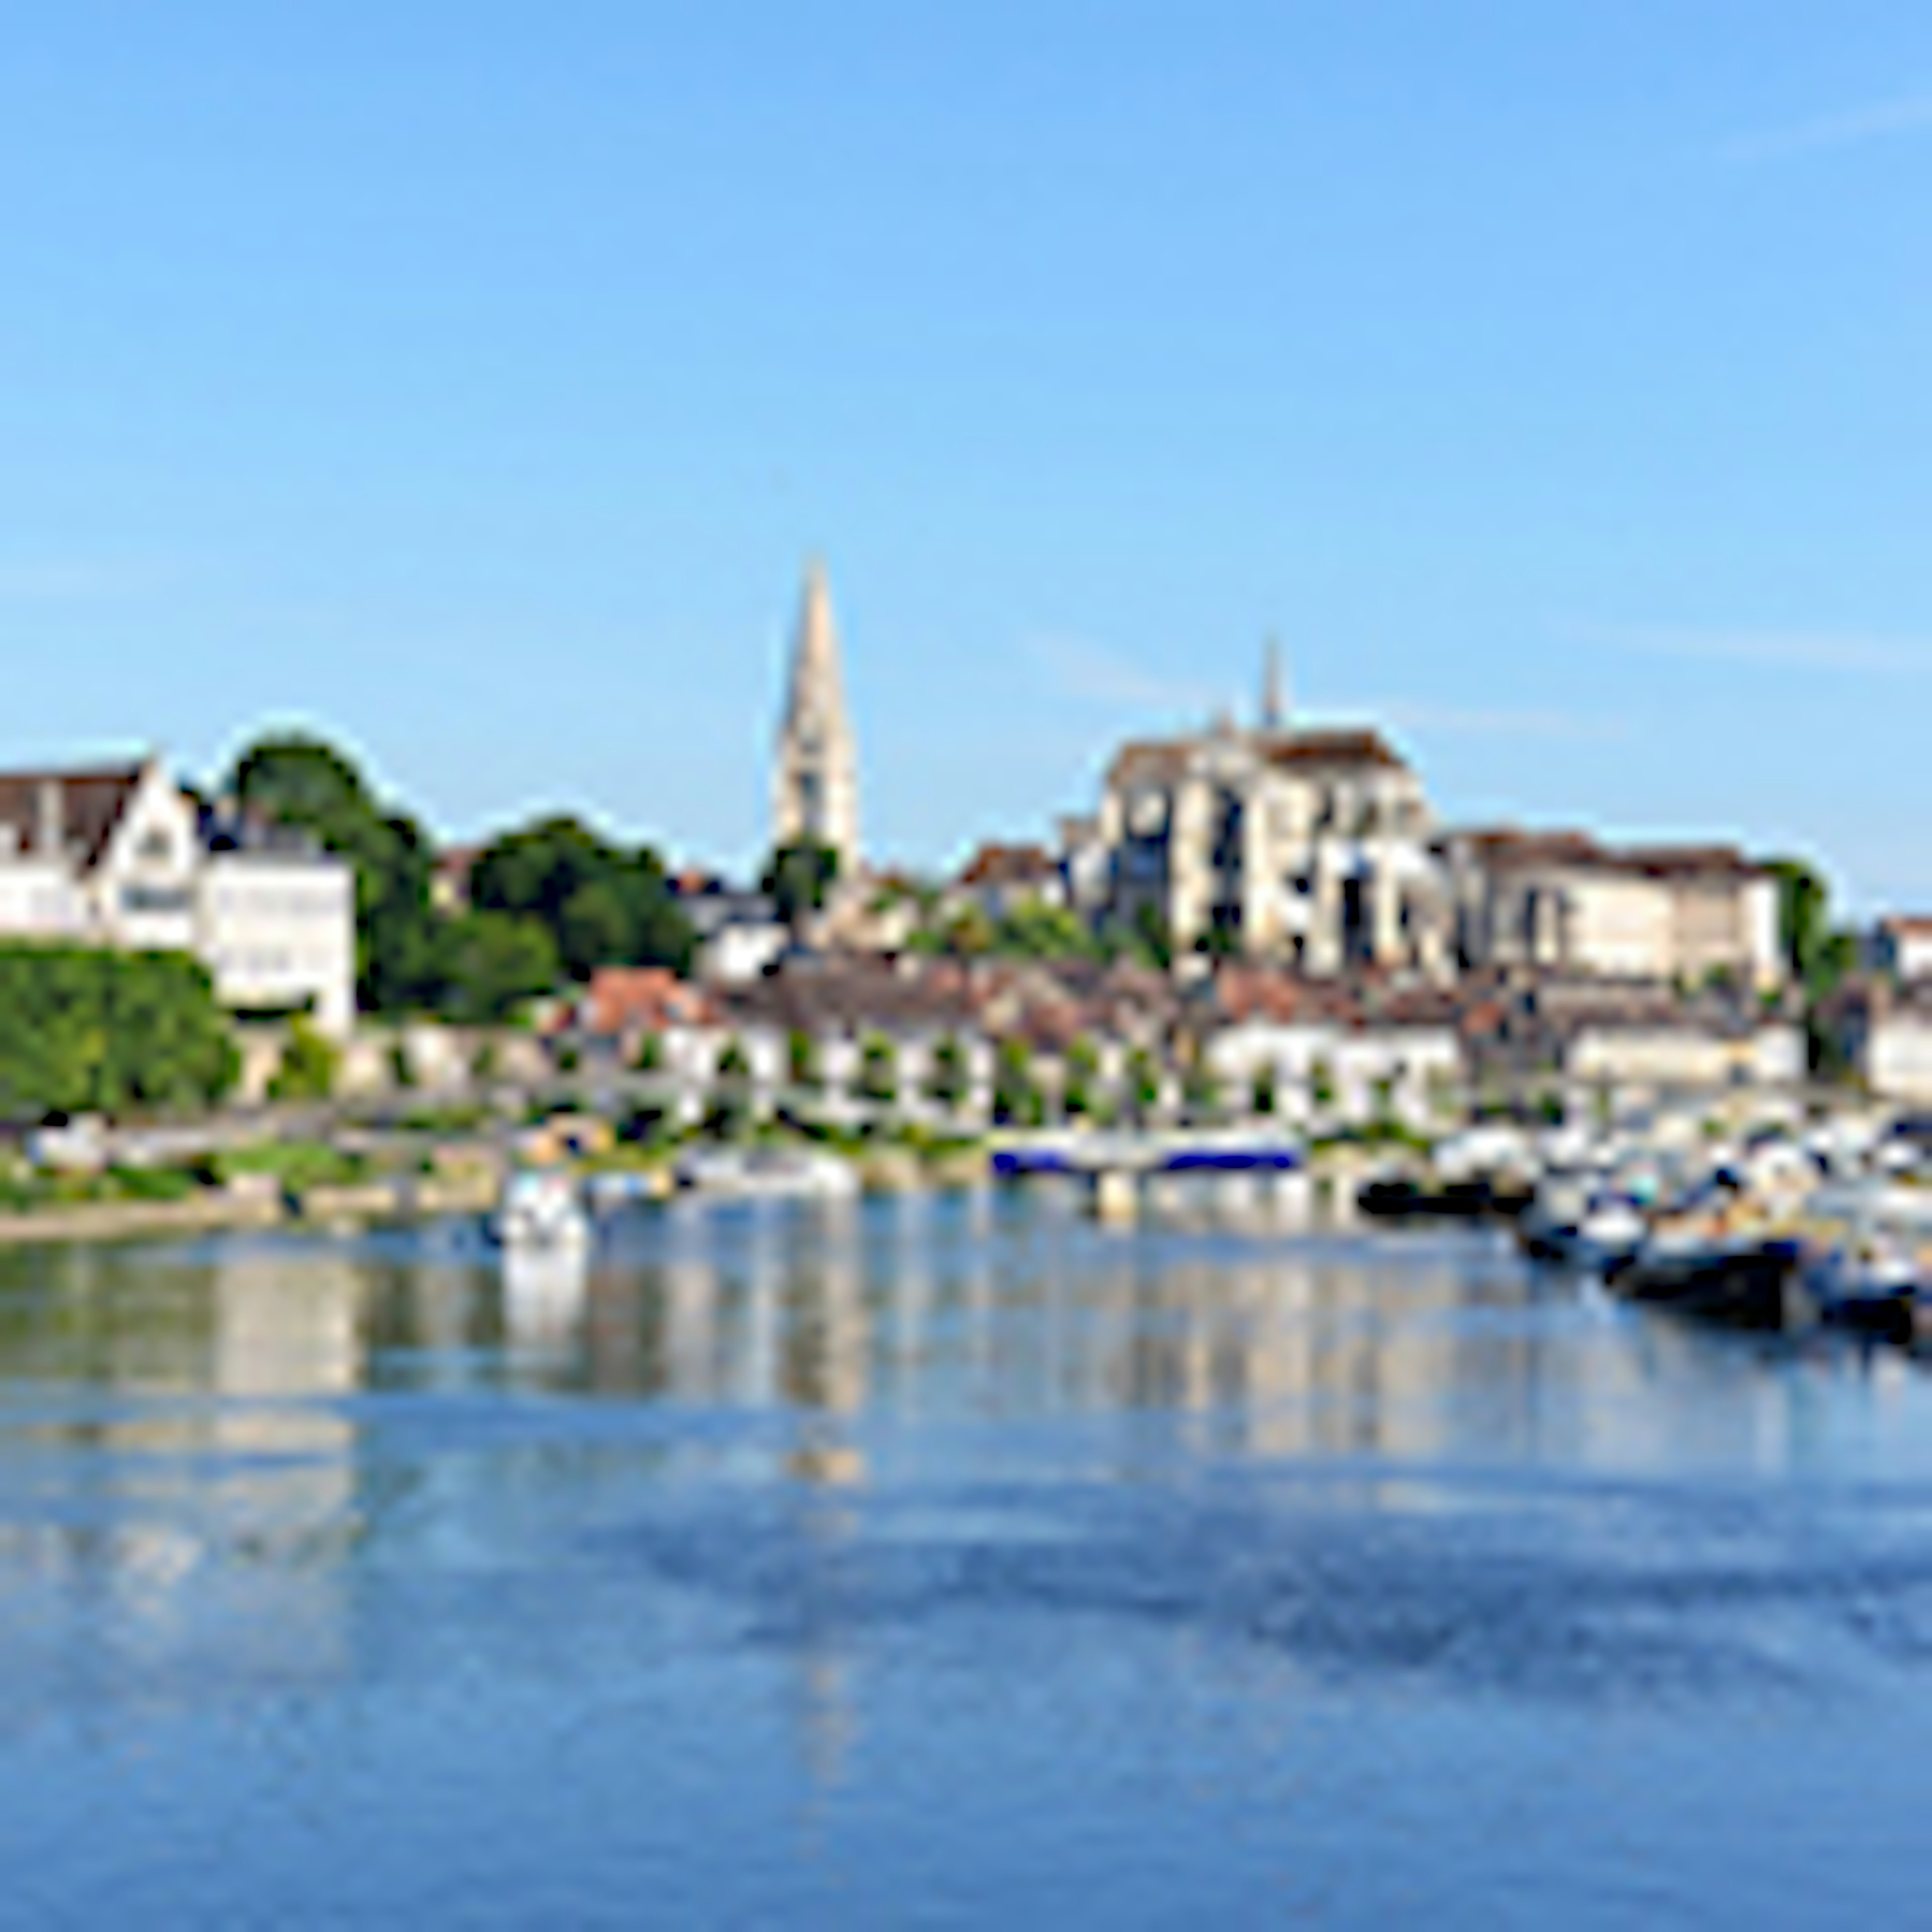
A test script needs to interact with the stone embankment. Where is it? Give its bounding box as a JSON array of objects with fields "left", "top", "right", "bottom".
[{"left": 0, "top": 1170, "right": 500, "bottom": 1248}]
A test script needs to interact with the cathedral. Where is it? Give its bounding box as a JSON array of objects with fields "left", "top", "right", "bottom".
[{"left": 771, "top": 560, "right": 862, "bottom": 881}]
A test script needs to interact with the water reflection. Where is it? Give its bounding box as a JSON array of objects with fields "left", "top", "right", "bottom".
[{"left": 0, "top": 1195, "right": 1924, "bottom": 1757}]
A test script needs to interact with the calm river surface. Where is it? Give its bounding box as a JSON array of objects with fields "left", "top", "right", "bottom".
[{"left": 2, "top": 1186, "right": 1931, "bottom": 1926}]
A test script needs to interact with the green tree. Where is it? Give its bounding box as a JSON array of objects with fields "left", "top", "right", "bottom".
[
  {"left": 992, "top": 1037, "right": 1042, "bottom": 1128},
  {"left": 995, "top": 900, "right": 1096, "bottom": 960},
  {"left": 762, "top": 840, "right": 840, "bottom": 931},
  {"left": 270, "top": 1016, "right": 340, "bottom": 1103},
  {"left": 437, "top": 911, "right": 560, "bottom": 1025},
  {"left": 0, "top": 949, "right": 236, "bottom": 1118},
  {"left": 858, "top": 1032, "right": 897, "bottom": 1105},
  {"left": 470, "top": 817, "right": 693, "bottom": 981},
  {"left": 228, "top": 734, "right": 442, "bottom": 1013},
  {"left": 1765, "top": 857, "right": 1832, "bottom": 984},
  {"left": 1183, "top": 1061, "right": 1221, "bottom": 1117},
  {"left": 787, "top": 1028, "right": 817, "bottom": 1087},
  {"left": 1125, "top": 1047, "right": 1161, "bottom": 1121},
  {"left": 942, "top": 903, "right": 997, "bottom": 958},
  {"left": 1251, "top": 1065, "right": 1277, "bottom": 1116},
  {"left": 928, "top": 1034, "right": 969, "bottom": 1107}
]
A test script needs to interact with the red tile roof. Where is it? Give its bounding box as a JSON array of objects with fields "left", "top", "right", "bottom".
[{"left": 579, "top": 967, "right": 720, "bottom": 1035}]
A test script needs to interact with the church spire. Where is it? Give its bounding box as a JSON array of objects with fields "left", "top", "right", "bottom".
[
  {"left": 772, "top": 559, "right": 862, "bottom": 878},
  {"left": 1261, "top": 634, "right": 1288, "bottom": 732}
]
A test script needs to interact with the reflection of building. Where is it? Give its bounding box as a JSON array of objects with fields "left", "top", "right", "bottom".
[{"left": 772, "top": 562, "right": 862, "bottom": 880}]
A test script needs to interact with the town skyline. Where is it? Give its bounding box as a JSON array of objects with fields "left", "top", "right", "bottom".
[{"left": 4, "top": 6, "right": 1929, "bottom": 904}]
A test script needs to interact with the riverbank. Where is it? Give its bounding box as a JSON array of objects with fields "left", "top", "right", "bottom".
[{"left": 0, "top": 1171, "right": 503, "bottom": 1248}]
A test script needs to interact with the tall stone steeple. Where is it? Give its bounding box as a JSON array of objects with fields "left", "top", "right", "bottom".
[
  {"left": 772, "top": 559, "right": 862, "bottom": 878},
  {"left": 1260, "top": 635, "right": 1289, "bottom": 732}
]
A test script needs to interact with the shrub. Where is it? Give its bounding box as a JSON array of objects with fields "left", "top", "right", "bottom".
[{"left": 269, "top": 1017, "right": 340, "bottom": 1103}]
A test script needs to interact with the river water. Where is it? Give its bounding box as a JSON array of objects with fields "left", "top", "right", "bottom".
[{"left": 1, "top": 1186, "right": 1930, "bottom": 1926}]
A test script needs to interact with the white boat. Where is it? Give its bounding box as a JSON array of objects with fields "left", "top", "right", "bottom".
[
  {"left": 672, "top": 1146, "right": 860, "bottom": 1201},
  {"left": 491, "top": 1169, "right": 591, "bottom": 1250}
]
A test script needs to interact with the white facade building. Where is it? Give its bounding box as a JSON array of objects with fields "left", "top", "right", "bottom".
[{"left": 0, "top": 760, "right": 355, "bottom": 1033}]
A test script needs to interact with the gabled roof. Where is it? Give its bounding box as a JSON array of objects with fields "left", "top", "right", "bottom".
[
  {"left": 1107, "top": 724, "right": 1410, "bottom": 789},
  {"left": 0, "top": 765, "right": 148, "bottom": 870},
  {"left": 1106, "top": 739, "right": 1196, "bottom": 787},
  {"left": 1456, "top": 826, "right": 1761, "bottom": 880},
  {"left": 957, "top": 842, "right": 1059, "bottom": 888},
  {"left": 1258, "top": 728, "right": 1407, "bottom": 772}
]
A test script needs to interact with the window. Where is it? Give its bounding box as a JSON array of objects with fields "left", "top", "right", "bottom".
[
  {"left": 137, "top": 830, "right": 172, "bottom": 863},
  {"left": 121, "top": 883, "right": 192, "bottom": 915}
]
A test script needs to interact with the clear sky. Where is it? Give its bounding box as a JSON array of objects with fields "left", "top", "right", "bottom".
[{"left": 3, "top": 4, "right": 1928, "bottom": 905}]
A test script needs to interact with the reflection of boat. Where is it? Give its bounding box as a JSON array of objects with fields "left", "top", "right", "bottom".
[
  {"left": 1803, "top": 1234, "right": 1921, "bottom": 1344},
  {"left": 1614, "top": 1238, "right": 1803, "bottom": 1330},
  {"left": 502, "top": 1242, "right": 589, "bottom": 1347},
  {"left": 1359, "top": 1176, "right": 1533, "bottom": 1222},
  {"left": 491, "top": 1169, "right": 590, "bottom": 1251},
  {"left": 672, "top": 1147, "right": 859, "bottom": 1201}
]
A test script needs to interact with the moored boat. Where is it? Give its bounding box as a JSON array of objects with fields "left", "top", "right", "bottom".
[{"left": 491, "top": 1168, "right": 591, "bottom": 1252}]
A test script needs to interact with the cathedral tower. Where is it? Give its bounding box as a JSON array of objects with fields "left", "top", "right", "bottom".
[{"left": 771, "top": 560, "right": 862, "bottom": 877}]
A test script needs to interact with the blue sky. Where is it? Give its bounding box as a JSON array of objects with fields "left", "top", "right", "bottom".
[{"left": 3, "top": 4, "right": 1929, "bottom": 907}]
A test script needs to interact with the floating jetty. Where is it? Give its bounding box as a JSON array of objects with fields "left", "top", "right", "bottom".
[{"left": 990, "top": 1131, "right": 1305, "bottom": 1223}]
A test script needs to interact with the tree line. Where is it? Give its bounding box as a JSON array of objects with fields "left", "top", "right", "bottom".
[{"left": 228, "top": 733, "right": 696, "bottom": 1024}]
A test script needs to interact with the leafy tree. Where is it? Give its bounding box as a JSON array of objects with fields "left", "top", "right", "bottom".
[
  {"left": 1183, "top": 1061, "right": 1221, "bottom": 1117},
  {"left": 994, "top": 901, "right": 1096, "bottom": 961},
  {"left": 763, "top": 840, "right": 840, "bottom": 931},
  {"left": 928, "top": 1034, "right": 969, "bottom": 1107},
  {"left": 270, "top": 1016, "right": 340, "bottom": 1103},
  {"left": 1196, "top": 909, "right": 1241, "bottom": 961},
  {"left": 1251, "top": 1065, "right": 1277, "bottom": 1116},
  {"left": 437, "top": 911, "right": 560, "bottom": 1025},
  {"left": 1133, "top": 905, "right": 1174, "bottom": 970},
  {"left": 716, "top": 1035, "right": 752, "bottom": 1082},
  {"left": 941, "top": 903, "right": 997, "bottom": 958},
  {"left": 470, "top": 817, "right": 693, "bottom": 981},
  {"left": 0, "top": 949, "right": 236, "bottom": 1118},
  {"left": 1125, "top": 1047, "right": 1161, "bottom": 1121},
  {"left": 634, "top": 1031, "right": 665, "bottom": 1074},
  {"left": 228, "top": 734, "right": 443, "bottom": 1013},
  {"left": 993, "top": 1037, "right": 1041, "bottom": 1128},
  {"left": 1765, "top": 857, "right": 1832, "bottom": 984},
  {"left": 1098, "top": 906, "right": 1172, "bottom": 971},
  {"left": 787, "top": 1028, "right": 817, "bottom": 1087},
  {"left": 858, "top": 1032, "right": 897, "bottom": 1104}
]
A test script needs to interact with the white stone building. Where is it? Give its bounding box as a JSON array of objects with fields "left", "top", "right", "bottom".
[
  {"left": 1097, "top": 715, "right": 1447, "bottom": 974},
  {"left": 0, "top": 759, "right": 355, "bottom": 1032},
  {"left": 1441, "top": 831, "right": 1783, "bottom": 991}
]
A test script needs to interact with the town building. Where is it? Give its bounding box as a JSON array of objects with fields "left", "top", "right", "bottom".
[
  {"left": 1091, "top": 686, "right": 1448, "bottom": 974},
  {"left": 0, "top": 758, "right": 356, "bottom": 1032},
  {"left": 771, "top": 560, "right": 862, "bottom": 881},
  {"left": 1870, "top": 917, "right": 1932, "bottom": 985},
  {"left": 1064, "top": 648, "right": 1783, "bottom": 993},
  {"left": 1440, "top": 831, "right": 1783, "bottom": 990},
  {"left": 952, "top": 842, "right": 1067, "bottom": 922},
  {"left": 1819, "top": 978, "right": 1932, "bottom": 1102}
]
